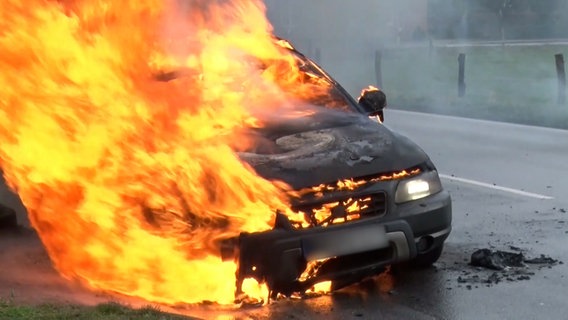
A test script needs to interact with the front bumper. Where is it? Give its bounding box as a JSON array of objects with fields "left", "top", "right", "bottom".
[{"left": 222, "top": 189, "right": 452, "bottom": 297}]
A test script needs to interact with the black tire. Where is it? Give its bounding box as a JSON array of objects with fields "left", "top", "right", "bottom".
[
  {"left": 390, "top": 244, "right": 444, "bottom": 274},
  {"left": 411, "top": 244, "right": 444, "bottom": 268}
]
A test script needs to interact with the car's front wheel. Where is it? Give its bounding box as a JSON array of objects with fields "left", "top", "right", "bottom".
[{"left": 411, "top": 244, "right": 444, "bottom": 268}]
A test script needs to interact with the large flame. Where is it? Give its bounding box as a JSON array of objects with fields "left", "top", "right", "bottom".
[{"left": 0, "top": 0, "right": 322, "bottom": 304}]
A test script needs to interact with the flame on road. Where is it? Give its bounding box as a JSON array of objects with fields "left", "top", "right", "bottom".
[{"left": 0, "top": 0, "right": 323, "bottom": 304}]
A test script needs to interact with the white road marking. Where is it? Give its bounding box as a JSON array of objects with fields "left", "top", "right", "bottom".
[{"left": 439, "top": 174, "right": 554, "bottom": 200}]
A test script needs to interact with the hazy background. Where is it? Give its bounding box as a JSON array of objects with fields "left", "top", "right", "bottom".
[{"left": 264, "top": 0, "right": 568, "bottom": 128}]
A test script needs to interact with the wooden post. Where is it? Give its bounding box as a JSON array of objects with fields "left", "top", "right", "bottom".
[
  {"left": 374, "top": 50, "right": 383, "bottom": 88},
  {"left": 458, "top": 53, "right": 466, "bottom": 97},
  {"left": 555, "top": 53, "right": 566, "bottom": 105}
]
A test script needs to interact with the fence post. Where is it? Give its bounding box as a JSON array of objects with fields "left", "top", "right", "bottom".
[
  {"left": 374, "top": 50, "right": 383, "bottom": 88},
  {"left": 458, "top": 53, "right": 466, "bottom": 97},
  {"left": 555, "top": 54, "right": 566, "bottom": 105}
]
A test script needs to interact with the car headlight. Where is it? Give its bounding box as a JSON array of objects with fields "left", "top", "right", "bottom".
[{"left": 395, "top": 170, "right": 443, "bottom": 203}]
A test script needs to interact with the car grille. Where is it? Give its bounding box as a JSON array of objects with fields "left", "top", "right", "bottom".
[
  {"left": 292, "top": 191, "right": 387, "bottom": 228},
  {"left": 359, "top": 192, "right": 388, "bottom": 216}
]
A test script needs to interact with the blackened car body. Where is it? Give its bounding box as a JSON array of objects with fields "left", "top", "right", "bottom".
[{"left": 223, "top": 41, "right": 452, "bottom": 298}]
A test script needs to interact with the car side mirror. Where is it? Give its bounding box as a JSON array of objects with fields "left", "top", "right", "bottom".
[{"left": 358, "top": 86, "right": 387, "bottom": 122}]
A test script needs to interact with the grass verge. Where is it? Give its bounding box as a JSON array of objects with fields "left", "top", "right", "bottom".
[
  {"left": 0, "top": 300, "right": 194, "bottom": 320},
  {"left": 381, "top": 43, "right": 568, "bottom": 128},
  {"left": 322, "top": 42, "right": 568, "bottom": 129}
]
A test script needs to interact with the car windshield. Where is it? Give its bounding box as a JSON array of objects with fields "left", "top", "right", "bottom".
[{"left": 268, "top": 51, "right": 359, "bottom": 114}]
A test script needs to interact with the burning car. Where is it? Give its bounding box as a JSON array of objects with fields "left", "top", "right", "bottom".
[
  {"left": 220, "top": 40, "right": 453, "bottom": 299},
  {"left": 0, "top": 0, "right": 450, "bottom": 305}
]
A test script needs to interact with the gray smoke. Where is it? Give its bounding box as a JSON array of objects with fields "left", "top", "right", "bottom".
[{"left": 264, "top": 0, "right": 568, "bottom": 129}]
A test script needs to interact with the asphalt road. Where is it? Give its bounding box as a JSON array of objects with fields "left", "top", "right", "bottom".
[
  {"left": 2, "top": 110, "right": 567, "bottom": 319},
  {"left": 242, "top": 110, "right": 568, "bottom": 320}
]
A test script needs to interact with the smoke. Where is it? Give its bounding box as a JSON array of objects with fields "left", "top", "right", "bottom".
[{"left": 264, "top": 0, "right": 568, "bottom": 129}]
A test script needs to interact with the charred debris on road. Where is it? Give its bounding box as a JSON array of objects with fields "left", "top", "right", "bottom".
[{"left": 454, "top": 248, "right": 562, "bottom": 289}]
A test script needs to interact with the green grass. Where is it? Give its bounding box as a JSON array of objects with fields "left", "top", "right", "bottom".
[
  {"left": 380, "top": 44, "right": 568, "bottom": 128},
  {"left": 0, "top": 300, "right": 194, "bottom": 320}
]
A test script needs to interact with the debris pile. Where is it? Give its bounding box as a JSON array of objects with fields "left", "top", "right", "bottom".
[
  {"left": 470, "top": 249, "right": 525, "bottom": 270},
  {"left": 454, "top": 248, "right": 561, "bottom": 288},
  {"left": 470, "top": 248, "right": 559, "bottom": 270}
]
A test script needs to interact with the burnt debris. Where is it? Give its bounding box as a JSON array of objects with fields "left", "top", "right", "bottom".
[
  {"left": 470, "top": 249, "right": 525, "bottom": 270},
  {"left": 524, "top": 254, "right": 559, "bottom": 265},
  {"left": 470, "top": 249, "right": 560, "bottom": 270},
  {"left": 449, "top": 248, "right": 562, "bottom": 289},
  {"left": 453, "top": 248, "right": 562, "bottom": 288}
]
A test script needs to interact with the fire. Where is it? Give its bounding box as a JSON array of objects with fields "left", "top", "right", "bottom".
[
  {"left": 0, "top": 0, "right": 326, "bottom": 305},
  {"left": 360, "top": 85, "right": 380, "bottom": 96},
  {"left": 239, "top": 278, "right": 269, "bottom": 304},
  {"left": 312, "top": 281, "right": 333, "bottom": 293},
  {"left": 299, "top": 259, "right": 331, "bottom": 283},
  {"left": 298, "top": 260, "right": 333, "bottom": 295},
  {"left": 297, "top": 168, "right": 422, "bottom": 198},
  {"left": 305, "top": 197, "right": 369, "bottom": 228},
  {"left": 289, "top": 169, "right": 420, "bottom": 229}
]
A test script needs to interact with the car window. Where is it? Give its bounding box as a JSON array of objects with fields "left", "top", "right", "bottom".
[{"left": 291, "top": 54, "right": 357, "bottom": 113}]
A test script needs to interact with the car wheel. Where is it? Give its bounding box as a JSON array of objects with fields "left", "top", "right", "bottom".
[
  {"left": 411, "top": 244, "right": 444, "bottom": 268},
  {"left": 390, "top": 244, "right": 444, "bottom": 274}
]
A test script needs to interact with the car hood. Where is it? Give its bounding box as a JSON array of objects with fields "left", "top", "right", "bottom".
[{"left": 239, "top": 111, "right": 429, "bottom": 189}]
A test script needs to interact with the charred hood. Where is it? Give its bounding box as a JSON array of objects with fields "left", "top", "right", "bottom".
[{"left": 239, "top": 110, "right": 429, "bottom": 189}]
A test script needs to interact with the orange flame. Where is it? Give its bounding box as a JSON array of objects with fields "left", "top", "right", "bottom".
[
  {"left": 297, "top": 168, "right": 422, "bottom": 198},
  {"left": 297, "top": 259, "right": 332, "bottom": 295},
  {"left": 360, "top": 85, "right": 380, "bottom": 96},
  {"left": 0, "top": 0, "right": 329, "bottom": 305},
  {"left": 290, "top": 169, "right": 421, "bottom": 229}
]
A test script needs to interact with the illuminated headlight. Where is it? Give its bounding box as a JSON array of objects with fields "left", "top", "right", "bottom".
[{"left": 395, "top": 170, "right": 443, "bottom": 203}]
